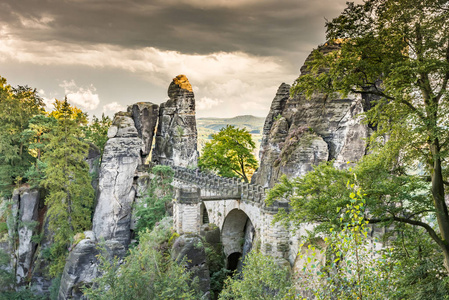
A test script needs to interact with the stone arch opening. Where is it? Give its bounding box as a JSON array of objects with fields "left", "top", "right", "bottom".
[
  {"left": 227, "top": 252, "right": 242, "bottom": 273},
  {"left": 200, "top": 202, "right": 209, "bottom": 225},
  {"left": 221, "top": 209, "right": 256, "bottom": 272}
]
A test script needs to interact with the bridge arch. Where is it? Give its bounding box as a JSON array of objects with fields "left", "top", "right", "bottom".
[{"left": 221, "top": 208, "right": 256, "bottom": 270}]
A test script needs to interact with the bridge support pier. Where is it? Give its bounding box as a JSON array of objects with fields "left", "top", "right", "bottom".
[{"left": 173, "top": 188, "right": 202, "bottom": 234}]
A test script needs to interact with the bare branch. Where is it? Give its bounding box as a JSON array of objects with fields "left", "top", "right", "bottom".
[{"left": 368, "top": 216, "right": 445, "bottom": 249}]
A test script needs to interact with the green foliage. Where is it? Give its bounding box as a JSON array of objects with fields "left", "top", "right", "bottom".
[
  {"left": 84, "top": 217, "right": 200, "bottom": 300},
  {"left": 0, "top": 222, "right": 7, "bottom": 236},
  {"left": 23, "top": 115, "right": 57, "bottom": 188},
  {"left": 41, "top": 98, "right": 94, "bottom": 276},
  {"left": 269, "top": 162, "right": 449, "bottom": 297},
  {"left": 0, "top": 289, "right": 46, "bottom": 300},
  {"left": 266, "top": 161, "right": 352, "bottom": 233},
  {"left": 300, "top": 184, "right": 397, "bottom": 299},
  {"left": 49, "top": 276, "right": 62, "bottom": 300},
  {"left": 135, "top": 165, "right": 174, "bottom": 238},
  {"left": 48, "top": 98, "right": 87, "bottom": 124},
  {"left": 201, "top": 237, "right": 228, "bottom": 299},
  {"left": 291, "top": 0, "right": 449, "bottom": 274},
  {"left": 0, "top": 249, "right": 14, "bottom": 290},
  {"left": 0, "top": 249, "right": 46, "bottom": 299},
  {"left": 387, "top": 225, "right": 449, "bottom": 300},
  {"left": 0, "top": 76, "right": 45, "bottom": 196},
  {"left": 199, "top": 125, "right": 258, "bottom": 183},
  {"left": 219, "top": 251, "right": 294, "bottom": 300},
  {"left": 82, "top": 114, "right": 112, "bottom": 154}
]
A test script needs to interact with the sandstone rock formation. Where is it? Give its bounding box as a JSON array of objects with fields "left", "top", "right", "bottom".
[
  {"left": 128, "top": 102, "right": 159, "bottom": 164},
  {"left": 58, "top": 234, "right": 126, "bottom": 300},
  {"left": 60, "top": 112, "right": 146, "bottom": 299},
  {"left": 252, "top": 43, "right": 370, "bottom": 188},
  {"left": 171, "top": 234, "right": 211, "bottom": 298},
  {"left": 92, "top": 112, "right": 143, "bottom": 247},
  {"left": 152, "top": 75, "right": 199, "bottom": 167},
  {"left": 58, "top": 232, "right": 98, "bottom": 299},
  {"left": 59, "top": 77, "right": 198, "bottom": 298},
  {"left": 14, "top": 188, "right": 41, "bottom": 285}
]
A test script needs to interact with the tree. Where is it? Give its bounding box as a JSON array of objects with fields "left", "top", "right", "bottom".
[
  {"left": 218, "top": 251, "right": 294, "bottom": 300},
  {"left": 84, "top": 217, "right": 200, "bottom": 300},
  {"left": 267, "top": 162, "right": 449, "bottom": 298},
  {"left": 199, "top": 125, "right": 258, "bottom": 183},
  {"left": 291, "top": 0, "right": 449, "bottom": 273},
  {"left": 41, "top": 98, "right": 94, "bottom": 276},
  {"left": 134, "top": 165, "right": 174, "bottom": 238},
  {"left": 82, "top": 114, "right": 112, "bottom": 155},
  {"left": 0, "top": 76, "right": 45, "bottom": 196},
  {"left": 22, "top": 114, "right": 58, "bottom": 188},
  {"left": 297, "top": 184, "right": 397, "bottom": 299}
]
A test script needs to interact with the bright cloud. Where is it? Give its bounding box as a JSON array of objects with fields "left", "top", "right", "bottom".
[
  {"left": 37, "top": 89, "right": 56, "bottom": 110},
  {"left": 60, "top": 80, "right": 100, "bottom": 110},
  {"left": 197, "top": 97, "right": 223, "bottom": 110},
  {"left": 103, "top": 102, "right": 126, "bottom": 113}
]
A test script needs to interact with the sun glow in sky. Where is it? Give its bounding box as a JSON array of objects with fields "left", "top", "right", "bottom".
[{"left": 0, "top": 0, "right": 357, "bottom": 118}]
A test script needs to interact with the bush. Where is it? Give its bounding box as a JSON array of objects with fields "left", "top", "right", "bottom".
[
  {"left": 219, "top": 251, "right": 294, "bottom": 300},
  {"left": 84, "top": 217, "right": 200, "bottom": 300}
]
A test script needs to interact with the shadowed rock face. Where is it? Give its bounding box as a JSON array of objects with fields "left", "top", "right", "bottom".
[
  {"left": 152, "top": 75, "right": 199, "bottom": 167},
  {"left": 14, "top": 188, "right": 40, "bottom": 285},
  {"left": 58, "top": 235, "right": 98, "bottom": 300},
  {"left": 252, "top": 43, "right": 370, "bottom": 188},
  {"left": 171, "top": 234, "right": 210, "bottom": 297},
  {"left": 128, "top": 102, "right": 159, "bottom": 164}
]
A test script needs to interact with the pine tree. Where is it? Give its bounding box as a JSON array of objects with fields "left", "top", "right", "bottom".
[{"left": 41, "top": 98, "right": 94, "bottom": 276}]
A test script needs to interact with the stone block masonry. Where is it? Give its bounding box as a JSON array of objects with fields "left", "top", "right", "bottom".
[{"left": 171, "top": 166, "right": 297, "bottom": 264}]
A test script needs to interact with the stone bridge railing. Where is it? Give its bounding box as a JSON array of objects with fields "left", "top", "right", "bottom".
[{"left": 170, "top": 165, "right": 268, "bottom": 204}]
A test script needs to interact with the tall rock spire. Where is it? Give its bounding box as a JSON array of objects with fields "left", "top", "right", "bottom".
[{"left": 152, "top": 74, "right": 199, "bottom": 167}]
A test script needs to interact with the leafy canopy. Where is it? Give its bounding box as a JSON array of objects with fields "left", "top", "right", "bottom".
[
  {"left": 199, "top": 125, "right": 258, "bottom": 183},
  {"left": 41, "top": 98, "right": 94, "bottom": 276},
  {"left": 219, "top": 251, "right": 294, "bottom": 300},
  {"left": 82, "top": 114, "right": 112, "bottom": 154},
  {"left": 0, "top": 76, "right": 45, "bottom": 196},
  {"left": 290, "top": 0, "right": 449, "bottom": 273},
  {"left": 84, "top": 217, "right": 200, "bottom": 300}
]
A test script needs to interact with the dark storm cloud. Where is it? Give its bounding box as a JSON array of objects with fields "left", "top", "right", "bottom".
[
  {"left": 1, "top": 0, "right": 349, "bottom": 61},
  {"left": 0, "top": 0, "right": 358, "bottom": 118}
]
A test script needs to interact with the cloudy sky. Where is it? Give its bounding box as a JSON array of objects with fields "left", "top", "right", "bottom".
[{"left": 0, "top": 0, "right": 355, "bottom": 118}]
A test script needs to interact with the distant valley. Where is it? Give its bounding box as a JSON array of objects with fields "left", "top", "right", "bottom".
[{"left": 197, "top": 115, "right": 265, "bottom": 158}]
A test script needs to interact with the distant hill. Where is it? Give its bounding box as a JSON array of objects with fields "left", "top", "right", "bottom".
[
  {"left": 197, "top": 115, "right": 265, "bottom": 158},
  {"left": 197, "top": 115, "right": 265, "bottom": 132}
]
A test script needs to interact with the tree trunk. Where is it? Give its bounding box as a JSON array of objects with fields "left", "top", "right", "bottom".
[{"left": 430, "top": 141, "right": 449, "bottom": 272}]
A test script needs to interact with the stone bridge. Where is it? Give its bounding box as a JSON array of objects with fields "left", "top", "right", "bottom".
[{"left": 169, "top": 165, "right": 303, "bottom": 268}]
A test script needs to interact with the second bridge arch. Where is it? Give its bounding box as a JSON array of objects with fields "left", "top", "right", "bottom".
[{"left": 221, "top": 208, "right": 256, "bottom": 271}]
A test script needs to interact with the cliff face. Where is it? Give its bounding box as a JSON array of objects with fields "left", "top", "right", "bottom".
[
  {"left": 152, "top": 75, "right": 199, "bottom": 167},
  {"left": 128, "top": 102, "right": 159, "bottom": 164},
  {"left": 252, "top": 43, "right": 369, "bottom": 188},
  {"left": 59, "top": 76, "right": 199, "bottom": 299}
]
